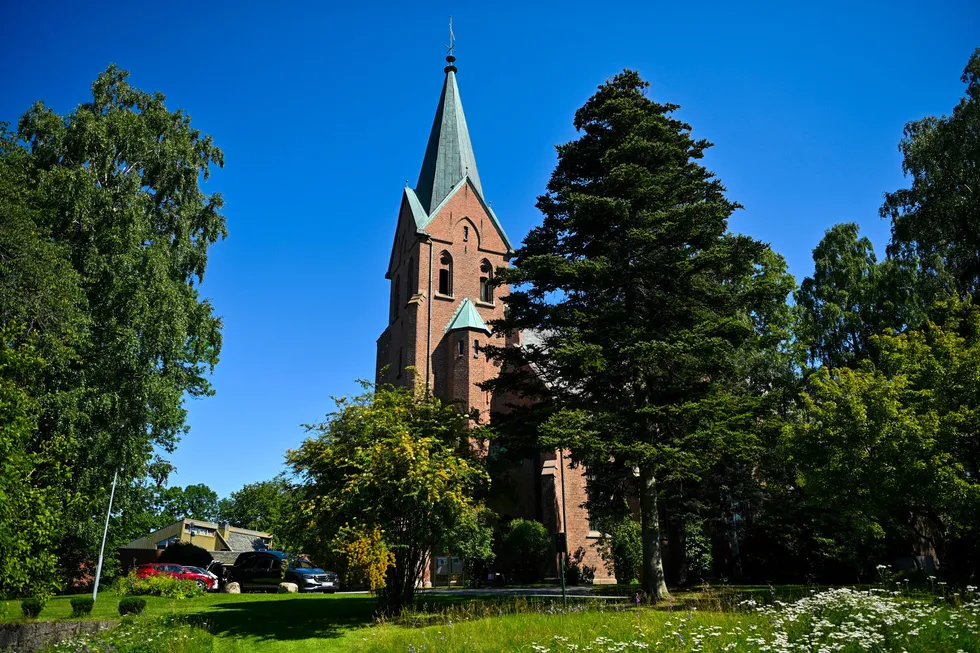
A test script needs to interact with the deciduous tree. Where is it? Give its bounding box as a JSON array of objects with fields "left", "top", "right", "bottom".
[
  {"left": 795, "top": 223, "right": 924, "bottom": 369},
  {"left": 884, "top": 48, "right": 980, "bottom": 297},
  {"left": 0, "top": 65, "right": 226, "bottom": 588},
  {"left": 288, "top": 384, "right": 491, "bottom": 613},
  {"left": 792, "top": 298, "right": 980, "bottom": 578}
]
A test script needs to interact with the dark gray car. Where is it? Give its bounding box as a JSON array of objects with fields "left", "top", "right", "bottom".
[{"left": 226, "top": 550, "right": 339, "bottom": 593}]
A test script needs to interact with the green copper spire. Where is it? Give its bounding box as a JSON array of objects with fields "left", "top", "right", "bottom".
[
  {"left": 445, "top": 298, "right": 491, "bottom": 334},
  {"left": 415, "top": 55, "right": 484, "bottom": 214}
]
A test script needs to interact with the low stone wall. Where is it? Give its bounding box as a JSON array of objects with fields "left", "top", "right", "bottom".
[{"left": 0, "top": 620, "right": 116, "bottom": 652}]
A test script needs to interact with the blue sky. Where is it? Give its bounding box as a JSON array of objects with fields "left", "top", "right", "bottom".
[{"left": 2, "top": 0, "right": 977, "bottom": 498}]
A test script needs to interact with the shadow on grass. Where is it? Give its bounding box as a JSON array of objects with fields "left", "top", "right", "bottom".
[{"left": 186, "top": 596, "right": 377, "bottom": 642}]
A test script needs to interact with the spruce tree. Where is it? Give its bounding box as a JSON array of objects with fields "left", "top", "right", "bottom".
[{"left": 488, "top": 71, "right": 793, "bottom": 600}]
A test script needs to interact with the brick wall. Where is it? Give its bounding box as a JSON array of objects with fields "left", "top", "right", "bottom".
[{"left": 377, "top": 181, "right": 612, "bottom": 583}]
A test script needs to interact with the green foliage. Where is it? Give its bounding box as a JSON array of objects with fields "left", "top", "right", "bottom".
[
  {"left": 156, "top": 485, "right": 221, "bottom": 523},
  {"left": 113, "top": 571, "right": 205, "bottom": 599},
  {"left": 118, "top": 597, "right": 146, "bottom": 616},
  {"left": 795, "top": 223, "right": 926, "bottom": 368},
  {"left": 288, "top": 383, "right": 492, "bottom": 612},
  {"left": 0, "top": 64, "right": 226, "bottom": 592},
  {"left": 884, "top": 48, "right": 980, "bottom": 297},
  {"left": 791, "top": 297, "right": 980, "bottom": 578},
  {"left": 158, "top": 541, "right": 213, "bottom": 569},
  {"left": 684, "top": 519, "right": 713, "bottom": 582},
  {"left": 486, "top": 69, "right": 794, "bottom": 598},
  {"left": 21, "top": 597, "right": 45, "bottom": 618},
  {"left": 69, "top": 596, "right": 94, "bottom": 617},
  {"left": 600, "top": 519, "right": 642, "bottom": 585},
  {"left": 499, "top": 519, "right": 552, "bottom": 583},
  {"left": 441, "top": 505, "right": 496, "bottom": 565},
  {"left": 0, "top": 332, "right": 64, "bottom": 600},
  {"left": 217, "top": 475, "right": 299, "bottom": 548}
]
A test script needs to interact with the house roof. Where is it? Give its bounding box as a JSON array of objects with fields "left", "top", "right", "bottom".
[
  {"left": 225, "top": 531, "right": 270, "bottom": 552},
  {"left": 121, "top": 518, "right": 273, "bottom": 551},
  {"left": 415, "top": 59, "right": 484, "bottom": 215},
  {"left": 445, "top": 298, "right": 491, "bottom": 334}
]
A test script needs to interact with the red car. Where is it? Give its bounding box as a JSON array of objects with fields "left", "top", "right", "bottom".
[{"left": 135, "top": 563, "right": 216, "bottom": 590}]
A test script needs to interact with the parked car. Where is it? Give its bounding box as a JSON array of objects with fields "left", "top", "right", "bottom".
[
  {"left": 185, "top": 565, "right": 220, "bottom": 587},
  {"left": 135, "top": 563, "right": 217, "bottom": 590},
  {"left": 226, "top": 551, "right": 339, "bottom": 593}
]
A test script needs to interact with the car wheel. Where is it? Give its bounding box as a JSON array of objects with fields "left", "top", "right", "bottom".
[{"left": 196, "top": 580, "right": 206, "bottom": 590}]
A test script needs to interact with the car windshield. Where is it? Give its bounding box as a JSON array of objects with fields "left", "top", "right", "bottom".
[
  {"left": 186, "top": 567, "right": 205, "bottom": 574},
  {"left": 291, "top": 559, "right": 316, "bottom": 569}
]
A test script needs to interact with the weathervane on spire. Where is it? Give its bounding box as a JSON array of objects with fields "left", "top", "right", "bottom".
[{"left": 444, "top": 16, "right": 458, "bottom": 73}]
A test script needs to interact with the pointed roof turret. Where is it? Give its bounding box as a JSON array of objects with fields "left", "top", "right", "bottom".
[
  {"left": 415, "top": 55, "right": 485, "bottom": 214},
  {"left": 445, "top": 298, "right": 491, "bottom": 334}
]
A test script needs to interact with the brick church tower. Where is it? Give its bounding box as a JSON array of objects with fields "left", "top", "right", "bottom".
[
  {"left": 375, "top": 54, "right": 513, "bottom": 423},
  {"left": 375, "top": 53, "right": 613, "bottom": 583}
]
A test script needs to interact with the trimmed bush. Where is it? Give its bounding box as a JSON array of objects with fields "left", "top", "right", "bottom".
[
  {"left": 21, "top": 598, "right": 44, "bottom": 618},
  {"left": 113, "top": 570, "right": 205, "bottom": 599},
  {"left": 500, "top": 519, "right": 552, "bottom": 583},
  {"left": 158, "top": 541, "right": 214, "bottom": 569},
  {"left": 118, "top": 597, "right": 146, "bottom": 616},
  {"left": 70, "top": 596, "right": 95, "bottom": 617}
]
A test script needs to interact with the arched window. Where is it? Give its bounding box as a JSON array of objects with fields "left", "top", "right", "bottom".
[
  {"left": 407, "top": 258, "right": 415, "bottom": 297},
  {"left": 438, "top": 251, "right": 453, "bottom": 296},
  {"left": 479, "top": 259, "right": 494, "bottom": 304},
  {"left": 392, "top": 274, "right": 401, "bottom": 321}
]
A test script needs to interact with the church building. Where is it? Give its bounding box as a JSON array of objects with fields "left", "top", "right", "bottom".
[{"left": 375, "top": 53, "right": 612, "bottom": 584}]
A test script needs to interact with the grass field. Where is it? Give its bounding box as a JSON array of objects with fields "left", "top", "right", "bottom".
[
  {"left": 2, "top": 586, "right": 978, "bottom": 652},
  {"left": 2, "top": 592, "right": 378, "bottom": 652}
]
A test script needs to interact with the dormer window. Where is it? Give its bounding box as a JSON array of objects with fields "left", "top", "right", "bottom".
[
  {"left": 479, "top": 259, "right": 494, "bottom": 304},
  {"left": 438, "top": 251, "right": 453, "bottom": 296}
]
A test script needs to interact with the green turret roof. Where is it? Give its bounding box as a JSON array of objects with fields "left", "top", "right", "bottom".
[
  {"left": 445, "top": 298, "right": 491, "bottom": 334},
  {"left": 415, "top": 58, "right": 484, "bottom": 215}
]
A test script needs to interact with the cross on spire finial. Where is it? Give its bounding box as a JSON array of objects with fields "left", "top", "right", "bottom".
[
  {"left": 444, "top": 16, "right": 458, "bottom": 73},
  {"left": 447, "top": 16, "right": 456, "bottom": 57}
]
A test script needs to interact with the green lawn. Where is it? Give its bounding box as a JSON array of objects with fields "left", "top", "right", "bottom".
[
  {"left": 3, "top": 587, "right": 978, "bottom": 652},
  {"left": 1, "top": 592, "right": 378, "bottom": 651}
]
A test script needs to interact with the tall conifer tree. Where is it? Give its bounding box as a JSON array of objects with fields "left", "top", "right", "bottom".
[{"left": 488, "top": 71, "right": 793, "bottom": 600}]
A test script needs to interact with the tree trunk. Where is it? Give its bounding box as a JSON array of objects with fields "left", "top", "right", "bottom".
[{"left": 639, "top": 463, "right": 670, "bottom": 601}]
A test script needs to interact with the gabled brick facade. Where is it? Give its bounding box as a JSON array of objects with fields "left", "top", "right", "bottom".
[{"left": 375, "top": 56, "right": 613, "bottom": 584}]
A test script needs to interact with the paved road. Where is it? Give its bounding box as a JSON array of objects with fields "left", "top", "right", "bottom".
[
  {"left": 336, "top": 586, "right": 631, "bottom": 599},
  {"left": 417, "top": 587, "right": 629, "bottom": 599}
]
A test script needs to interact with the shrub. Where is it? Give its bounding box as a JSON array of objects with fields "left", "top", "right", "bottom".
[
  {"left": 602, "top": 519, "right": 642, "bottom": 585},
  {"left": 563, "top": 559, "right": 582, "bottom": 585},
  {"left": 500, "top": 519, "right": 552, "bottom": 583},
  {"left": 21, "top": 598, "right": 44, "bottom": 618},
  {"left": 70, "top": 596, "right": 95, "bottom": 617},
  {"left": 158, "top": 541, "right": 214, "bottom": 569},
  {"left": 565, "top": 547, "right": 596, "bottom": 586},
  {"left": 113, "top": 571, "right": 204, "bottom": 599},
  {"left": 118, "top": 597, "right": 146, "bottom": 616}
]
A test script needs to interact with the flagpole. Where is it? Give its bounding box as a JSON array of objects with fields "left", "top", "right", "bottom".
[{"left": 92, "top": 468, "right": 119, "bottom": 601}]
